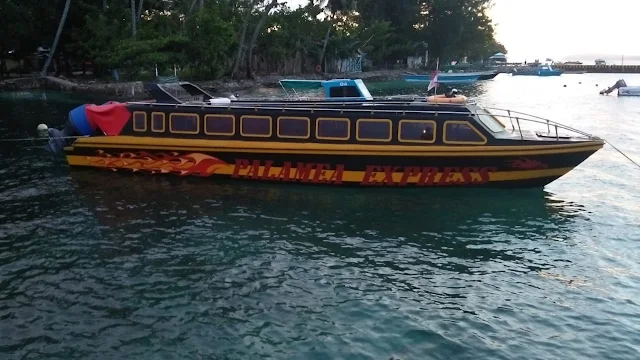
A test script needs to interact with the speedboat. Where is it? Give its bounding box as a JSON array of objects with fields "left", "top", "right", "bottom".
[{"left": 41, "top": 79, "right": 603, "bottom": 188}]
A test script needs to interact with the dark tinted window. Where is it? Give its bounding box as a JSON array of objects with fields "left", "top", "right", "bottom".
[
  {"left": 444, "top": 121, "right": 485, "bottom": 143},
  {"left": 317, "top": 118, "right": 350, "bottom": 140},
  {"left": 205, "top": 115, "right": 235, "bottom": 135},
  {"left": 399, "top": 120, "right": 436, "bottom": 142},
  {"left": 133, "top": 112, "right": 146, "bottom": 131},
  {"left": 241, "top": 116, "right": 271, "bottom": 137},
  {"left": 278, "top": 117, "right": 310, "bottom": 138},
  {"left": 152, "top": 112, "right": 165, "bottom": 132},
  {"left": 170, "top": 114, "right": 199, "bottom": 133},
  {"left": 357, "top": 119, "right": 392, "bottom": 141},
  {"left": 329, "top": 86, "right": 361, "bottom": 98}
]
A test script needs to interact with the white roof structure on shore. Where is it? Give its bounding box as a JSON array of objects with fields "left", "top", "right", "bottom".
[{"left": 489, "top": 52, "right": 506, "bottom": 59}]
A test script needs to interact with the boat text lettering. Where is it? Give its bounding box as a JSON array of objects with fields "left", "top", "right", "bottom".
[
  {"left": 232, "top": 159, "right": 344, "bottom": 184},
  {"left": 231, "top": 159, "right": 497, "bottom": 186},
  {"left": 360, "top": 165, "right": 496, "bottom": 186}
]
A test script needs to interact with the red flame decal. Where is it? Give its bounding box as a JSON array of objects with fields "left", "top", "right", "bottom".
[
  {"left": 88, "top": 151, "right": 229, "bottom": 176},
  {"left": 509, "top": 158, "right": 549, "bottom": 170}
]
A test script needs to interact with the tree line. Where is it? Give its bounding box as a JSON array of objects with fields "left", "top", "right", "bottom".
[{"left": 0, "top": 0, "right": 507, "bottom": 80}]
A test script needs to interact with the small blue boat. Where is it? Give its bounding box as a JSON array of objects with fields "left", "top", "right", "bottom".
[
  {"left": 404, "top": 72, "right": 482, "bottom": 84},
  {"left": 511, "top": 65, "right": 563, "bottom": 76}
]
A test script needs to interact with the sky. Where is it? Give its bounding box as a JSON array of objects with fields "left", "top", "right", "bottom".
[{"left": 285, "top": 0, "right": 640, "bottom": 64}]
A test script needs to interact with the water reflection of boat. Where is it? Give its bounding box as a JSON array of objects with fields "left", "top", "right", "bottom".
[
  {"left": 71, "top": 170, "right": 587, "bottom": 273},
  {"left": 71, "top": 169, "right": 584, "bottom": 238}
]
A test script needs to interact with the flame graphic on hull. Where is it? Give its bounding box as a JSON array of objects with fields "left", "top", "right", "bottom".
[
  {"left": 88, "top": 151, "right": 229, "bottom": 176},
  {"left": 509, "top": 158, "right": 549, "bottom": 170}
]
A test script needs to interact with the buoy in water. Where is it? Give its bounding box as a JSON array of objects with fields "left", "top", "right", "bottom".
[{"left": 37, "top": 124, "right": 49, "bottom": 137}]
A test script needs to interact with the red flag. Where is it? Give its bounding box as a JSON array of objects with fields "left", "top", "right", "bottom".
[{"left": 428, "top": 58, "right": 439, "bottom": 91}]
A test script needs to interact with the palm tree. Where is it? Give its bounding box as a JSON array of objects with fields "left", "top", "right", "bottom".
[
  {"left": 245, "top": 0, "right": 279, "bottom": 79},
  {"left": 230, "top": 0, "right": 261, "bottom": 79},
  {"left": 41, "top": 0, "right": 72, "bottom": 77},
  {"left": 315, "top": 0, "right": 355, "bottom": 72},
  {"left": 131, "top": 0, "right": 137, "bottom": 37}
]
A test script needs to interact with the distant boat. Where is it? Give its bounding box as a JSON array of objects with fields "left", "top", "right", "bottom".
[
  {"left": 404, "top": 71, "right": 483, "bottom": 84},
  {"left": 511, "top": 65, "right": 563, "bottom": 76}
]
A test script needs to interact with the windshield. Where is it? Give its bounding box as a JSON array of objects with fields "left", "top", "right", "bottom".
[{"left": 475, "top": 110, "right": 506, "bottom": 133}]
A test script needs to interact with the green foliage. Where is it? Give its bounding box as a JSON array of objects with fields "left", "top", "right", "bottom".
[
  {"left": 184, "top": 4, "right": 236, "bottom": 78},
  {"left": 2, "top": 0, "right": 507, "bottom": 79},
  {"left": 108, "top": 36, "right": 190, "bottom": 79}
]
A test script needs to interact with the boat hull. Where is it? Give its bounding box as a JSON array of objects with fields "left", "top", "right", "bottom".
[
  {"left": 478, "top": 71, "right": 499, "bottom": 80},
  {"left": 63, "top": 138, "right": 603, "bottom": 189},
  {"left": 404, "top": 73, "right": 481, "bottom": 84}
]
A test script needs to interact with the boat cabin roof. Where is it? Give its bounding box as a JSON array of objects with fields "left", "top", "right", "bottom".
[
  {"left": 279, "top": 78, "right": 374, "bottom": 101},
  {"left": 145, "top": 78, "right": 374, "bottom": 104}
]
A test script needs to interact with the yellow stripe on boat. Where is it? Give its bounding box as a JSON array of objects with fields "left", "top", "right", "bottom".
[
  {"left": 66, "top": 155, "right": 574, "bottom": 185},
  {"left": 69, "top": 137, "right": 604, "bottom": 157}
]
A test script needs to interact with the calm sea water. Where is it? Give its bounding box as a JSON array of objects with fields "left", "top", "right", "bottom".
[{"left": 1, "top": 74, "right": 639, "bottom": 360}]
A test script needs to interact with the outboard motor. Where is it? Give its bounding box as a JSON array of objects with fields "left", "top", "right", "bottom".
[
  {"left": 45, "top": 103, "right": 98, "bottom": 154},
  {"left": 599, "top": 79, "right": 627, "bottom": 95}
]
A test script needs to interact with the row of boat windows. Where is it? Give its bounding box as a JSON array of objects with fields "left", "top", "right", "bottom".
[{"left": 132, "top": 112, "right": 488, "bottom": 144}]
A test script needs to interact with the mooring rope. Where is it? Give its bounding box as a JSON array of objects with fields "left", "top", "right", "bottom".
[
  {"left": 604, "top": 139, "right": 640, "bottom": 170},
  {"left": 0, "top": 135, "right": 89, "bottom": 142}
]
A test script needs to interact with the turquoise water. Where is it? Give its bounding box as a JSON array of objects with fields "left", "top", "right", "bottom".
[{"left": 1, "top": 74, "right": 640, "bottom": 359}]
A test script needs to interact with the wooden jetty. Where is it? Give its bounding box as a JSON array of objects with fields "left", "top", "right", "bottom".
[{"left": 553, "top": 64, "right": 640, "bottom": 74}]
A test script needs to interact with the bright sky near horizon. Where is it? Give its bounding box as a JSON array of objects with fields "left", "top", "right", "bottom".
[{"left": 285, "top": 0, "right": 640, "bottom": 63}]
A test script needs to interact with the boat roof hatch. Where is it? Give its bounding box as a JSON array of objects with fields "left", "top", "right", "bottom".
[
  {"left": 144, "top": 82, "right": 214, "bottom": 104},
  {"left": 279, "top": 78, "right": 373, "bottom": 101}
]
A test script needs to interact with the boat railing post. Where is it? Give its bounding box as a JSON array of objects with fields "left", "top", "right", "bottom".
[
  {"left": 516, "top": 117, "right": 523, "bottom": 140},
  {"left": 547, "top": 120, "right": 551, "bottom": 134},
  {"left": 507, "top": 110, "right": 515, "bottom": 130},
  {"left": 555, "top": 125, "right": 559, "bottom": 140}
]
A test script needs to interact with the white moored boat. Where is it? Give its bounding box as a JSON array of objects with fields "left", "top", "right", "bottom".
[{"left": 600, "top": 79, "right": 640, "bottom": 96}]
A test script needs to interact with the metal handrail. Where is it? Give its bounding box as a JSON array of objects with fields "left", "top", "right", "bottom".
[
  {"left": 481, "top": 107, "right": 597, "bottom": 140},
  {"left": 126, "top": 101, "right": 598, "bottom": 141}
]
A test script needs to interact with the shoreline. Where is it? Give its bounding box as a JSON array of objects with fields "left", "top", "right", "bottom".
[{"left": 0, "top": 70, "right": 408, "bottom": 100}]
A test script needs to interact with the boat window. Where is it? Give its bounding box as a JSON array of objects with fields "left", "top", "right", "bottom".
[
  {"left": 205, "top": 114, "right": 235, "bottom": 136},
  {"left": 444, "top": 121, "right": 487, "bottom": 144},
  {"left": 398, "top": 120, "right": 436, "bottom": 143},
  {"left": 170, "top": 113, "right": 199, "bottom": 134},
  {"left": 356, "top": 119, "right": 392, "bottom": 142},
  {"left": 316, "top": 118, "right": 350, "bottom": 140},
  {"left": 133, "top": 112, "right": 147, "bottom": 132},
  {"left": 329, "top": 86, "right": 361, "bottom": 98},
  {"left": 151, "top": 112, "right": 165, "bottom": 133},
  {"left": 475, "top": 110, "right": 505, "bottom": 133},
  {"left": 278, "top": 117, "right": 310, "bottom": 139},
  {"left": 241, "top": 116, "right": 272, "bottom": 137}
]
